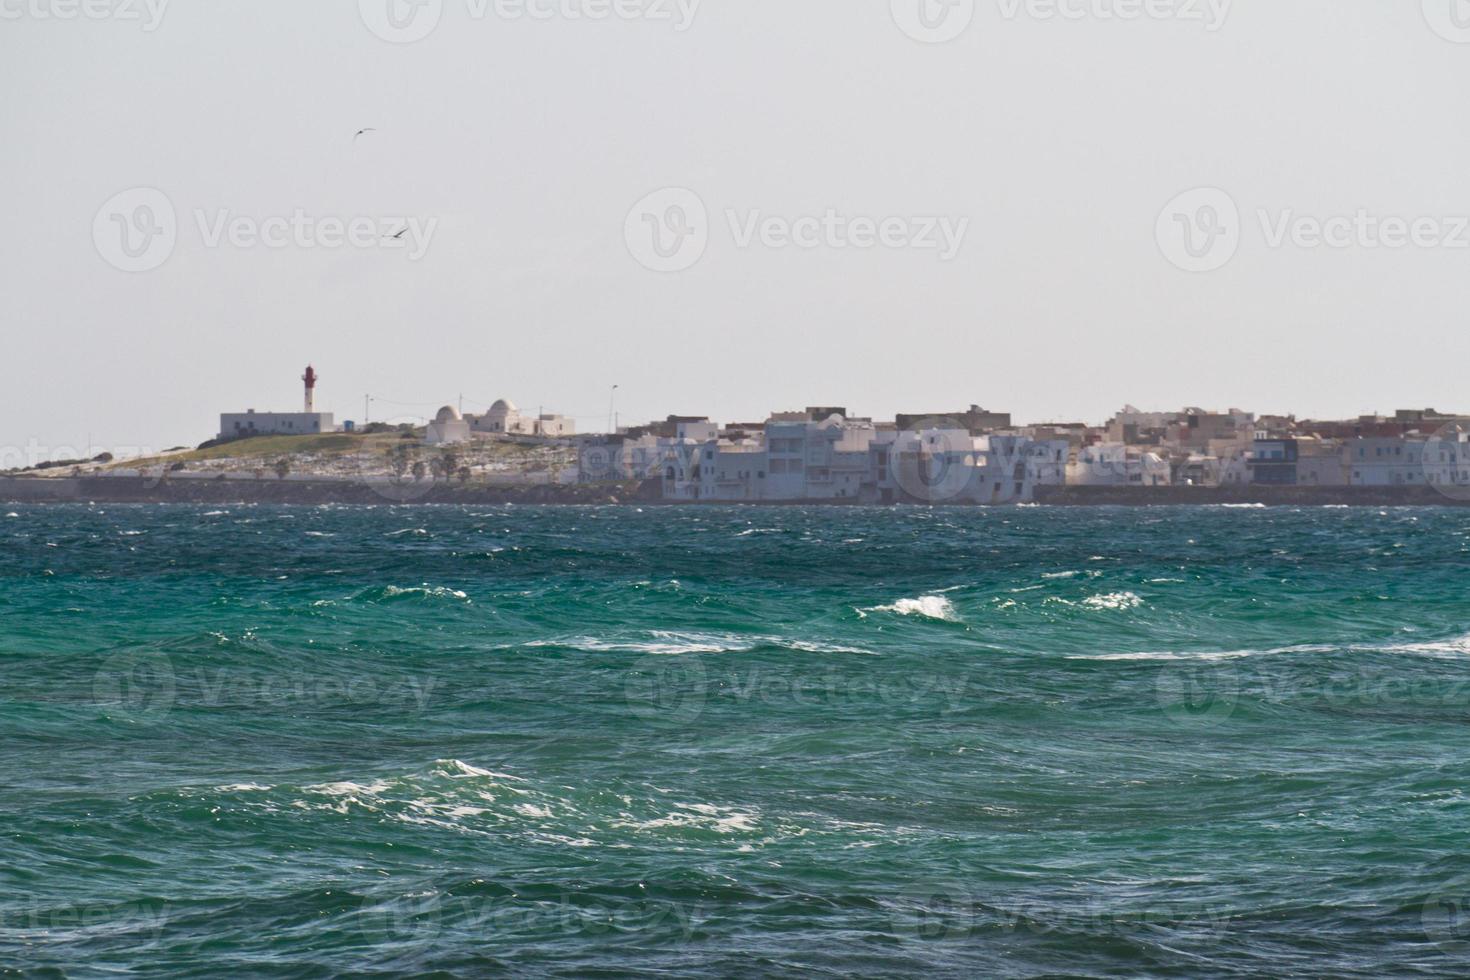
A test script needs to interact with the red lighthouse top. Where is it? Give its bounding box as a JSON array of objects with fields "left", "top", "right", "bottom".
[{"left": 302, "top": 365, "right": 317, "bottom": 388}]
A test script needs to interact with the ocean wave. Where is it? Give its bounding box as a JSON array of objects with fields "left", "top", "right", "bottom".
[
  {"left": 1081, "top": 592, "right": 1144, "bottom": 611},
  {"left": 1063, "top": 639, "right": 1469, "bottom": 662},
  {"left": 349, "top": 585, "right": 469, "bottom": 604},
  {"left": 531, "top": 631, "right": 756, "bottom": 656},
  {"left": 865, "top": 596, "right": 958, "bottom": 621},
  {"left": 529, "top": 632, "right": 873, "bottom": 657},
  {"left": 613, "top": 802, "right": 760, "bottom": 835},
  {"left": 1379, "top": 633, "right": 1470, "bottom": 658}
]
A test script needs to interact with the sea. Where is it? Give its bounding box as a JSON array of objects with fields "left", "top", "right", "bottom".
[{"left": 3, "top": 503, "right": 1470, "bottom": 977}]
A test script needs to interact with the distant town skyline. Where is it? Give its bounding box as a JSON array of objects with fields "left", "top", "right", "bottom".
[{"left": 6, "top": 0, "right": 1470, "bottom": 457}]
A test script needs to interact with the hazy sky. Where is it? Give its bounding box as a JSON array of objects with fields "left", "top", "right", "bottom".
[{"left": 4, "top": 0, "right": 1470, "bottom": 459}]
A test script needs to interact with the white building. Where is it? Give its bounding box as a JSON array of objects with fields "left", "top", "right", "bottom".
[
  {"left": 425, "top": 405, "right": 472, "bottom": 446},
  {"left": 1068, "top": 443, "right": 1172, "bottom": 487},
  {"left": 219, "top": 410, "right": 335, "bottom": 441},
  {"left": 1347, "top": 437, "right": 1428, "bottom": 486},
  {"left": 1423, "top": 428, "right": 1470, "bottom": 492},
  {"left": 882, "top": 429, "right": 1069, "bottom": 503},
  {"left": 579, "top": 413, "right": 1069, "bottom": 504},
  {"left": 469, "top": 399, "right": 575, "bottom": 439}
]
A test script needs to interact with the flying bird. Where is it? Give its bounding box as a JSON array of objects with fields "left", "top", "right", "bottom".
[
  {"left": 353, "top": 127, "right": 377, "bottom": 141},
  {"left": 387, "top": 227, "right": 408, "bottom": 240}
]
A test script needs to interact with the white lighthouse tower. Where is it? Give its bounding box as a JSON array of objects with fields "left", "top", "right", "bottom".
[{"left": 302, "top": 365, "right": 318, "bottom": 413}]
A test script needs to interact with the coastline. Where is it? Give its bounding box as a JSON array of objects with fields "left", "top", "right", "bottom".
[{"left": 2, "top": 475, "right": 1467, "bottom": 507}]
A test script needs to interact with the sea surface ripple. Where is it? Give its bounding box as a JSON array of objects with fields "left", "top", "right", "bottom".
[{"left": 3, "top": 504, "right": 1470, "bottom": 977}]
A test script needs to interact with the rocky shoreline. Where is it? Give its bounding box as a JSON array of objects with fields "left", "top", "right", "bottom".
[{"left": 3, "top": 475, "right": 1468, "bottom": 507}]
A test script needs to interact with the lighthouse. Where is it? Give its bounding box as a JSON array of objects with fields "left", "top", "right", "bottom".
[{"left": 302, "top": 365, "right": 318, "bottom": 413}]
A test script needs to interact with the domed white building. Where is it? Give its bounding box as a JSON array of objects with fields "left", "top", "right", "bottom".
[
  {"left": 425, "top": 405, "right": 471, "bottom": 446},
  {"left": 469, "top": 398, "right": 575, "bottom": 439}
]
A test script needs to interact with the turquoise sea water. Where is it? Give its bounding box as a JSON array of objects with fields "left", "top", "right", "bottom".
[{"left": 4, "top": 503, "right": 1470, "bottom": 977}]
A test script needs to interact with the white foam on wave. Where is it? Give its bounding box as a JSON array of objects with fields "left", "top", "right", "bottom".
[
  {"left": 533, "top": 631, "right": 756, "bottom": 656},
  {"left": 866, "top": 595, "right": 958, "bottom": 621},
  {"left": 1380, "top": 633, "right": 1470, "bottom": 659},
  {"left": 1064, "top": 641, "right": 1442, "bottom": 662},
  {"left": 1081, "top": 592, "right": 1144, "bottom": 611},
  {"left": 531, "top": 631, "right": 873, "bottom": 657},
  {"left": 616, "top": 801, "right": 760, "bottom": 835},
  {"left": 361, "top": 584, "right": 469, "bottom": 602},
  {"left": 1068, "top": 650, "right": 1263, "bottom": 662}
]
